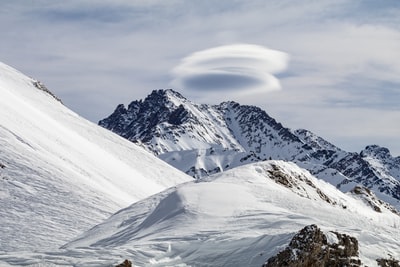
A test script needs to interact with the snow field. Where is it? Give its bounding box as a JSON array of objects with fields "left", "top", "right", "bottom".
[
  {"left": 57, "top": 161, "right": 400, "bottom": 266},
  {"left": 0, "top": 62, "right": 191, "bottom": 253}
]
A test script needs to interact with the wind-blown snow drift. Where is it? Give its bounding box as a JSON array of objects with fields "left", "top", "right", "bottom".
[{"left": 0, "top": 62, "right": 191, "bottom": 252}]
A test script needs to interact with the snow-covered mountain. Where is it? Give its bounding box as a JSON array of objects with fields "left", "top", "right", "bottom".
[
  {"left": 0, "top": 63, "right": 399, "bottom": 267},
  {"left": 13, "top": 160, "right": 396, "bottom": 266},
  {"left": 99, "top": 89, "right": 400, "bottom": 208},
  {"left": 0, "top": 63, "right": 191, "bottom": 253},
  {"left": 361, "top": 145, "right": 400, "bottom": 185}
]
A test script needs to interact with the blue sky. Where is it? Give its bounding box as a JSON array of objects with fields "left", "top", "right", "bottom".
[{"left": 1, "top": 0, "right": 400, "bottom": 155}]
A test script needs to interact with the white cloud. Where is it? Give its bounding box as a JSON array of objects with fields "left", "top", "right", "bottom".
[{"left": 171, "top": 44, "right": 289, "bottom": 100}]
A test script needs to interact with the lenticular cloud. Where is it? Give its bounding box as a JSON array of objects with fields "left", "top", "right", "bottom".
[{"left": 171, "top": 44, "right": 289, "bottom": 94}]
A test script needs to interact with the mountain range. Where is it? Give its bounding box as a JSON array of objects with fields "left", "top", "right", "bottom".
[
  {"left": 0, "top": 62, "right": 399, "bottom": 266},
  {"left": 99, "top": 89, "right": 400, "bottom": 209}
]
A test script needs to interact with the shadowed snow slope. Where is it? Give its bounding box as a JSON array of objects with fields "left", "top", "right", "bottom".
[
  {"left": 0, "top": 62, "right": 191, "bottom": 253},
  {"left": 57, "top": 161, "right": 400, "bottom": 267}
]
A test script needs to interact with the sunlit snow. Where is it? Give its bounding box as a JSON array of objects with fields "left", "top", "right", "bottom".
[
  {"left": 0, "top": 62, "right": 191, "bottom": 253},
  {"left": 0, "top": 62, "right": 399, "bottom": 267}
]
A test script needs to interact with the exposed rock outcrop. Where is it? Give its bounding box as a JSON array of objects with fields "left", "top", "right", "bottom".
[
  {"left": 262, "top": 224, "right": 362, "bottom": 267},
  {"left": 266, "top": 163, "right": 339, "bottom": 206},
  {"left": 377, "top": 256, "right": 400, "bottom": 267},
  {"left": 350, "top": 186, "right": 400, "bottom": 215},
  {"left": 32, "top": 80, "right": 63, "bottom": 103},
  {"left": 115, "top": 259, "right": 132, "bottom": 267}
]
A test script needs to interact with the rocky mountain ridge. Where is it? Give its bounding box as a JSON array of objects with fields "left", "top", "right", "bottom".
[
  {"left": 99, "top": 89, "right": 400, "bottom": 208},
  {"left": 100, "top": 89, "right": 400, "bottom": 208}
]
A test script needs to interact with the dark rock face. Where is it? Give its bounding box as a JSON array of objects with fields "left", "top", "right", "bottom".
[
  {"left": 99, "top": 89, "right": 188, "bottom": 144},
  {"left": 100, "top": 89, "right": 201, "bottom": 153},
  {"left": 168, "top": 105, "right": 189, "bottom": 125},
  {"left": 263, "top": 224, "right": 361, "bottom": 267},
  {"left": 377, "top": 256, "right": 400, "bottom": 267}
]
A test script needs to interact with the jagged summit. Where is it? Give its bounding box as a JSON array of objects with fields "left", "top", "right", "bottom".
[
  {"left": 100, "top": 89, "right": 194, "bottom": 144},
  {"left": 131, "top": 89, "right": 187, "bottom": 111},
  {"left": 100, "top": 88, "right": 307, "bottom": 158},
  {"left": 361, "top": 145, "right": 399, "bottom": 163},
  {"left": 100, "top": 89, "right": 400, "bottom": 208},
  {"left": 359, "top": 145, "right": 400, "bottom": 197}
]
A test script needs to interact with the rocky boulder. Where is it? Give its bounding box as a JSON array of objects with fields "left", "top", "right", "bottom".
[
  {"left": 263, "top": 224, "right": 361, "bottom": 267},
  {"left": 115, "top": 259, "right": 132, "bottom": 267}
]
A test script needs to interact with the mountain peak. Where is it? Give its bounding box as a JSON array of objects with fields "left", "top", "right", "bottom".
[
  {"left": 144, "top": 89, "right": 187, "bottom": 107},
  {"left": 99, "top": 88, "right": 199, "bottom": 148},
  {"left": 361, "top": 145, "right": 392, "bottom": 160}
]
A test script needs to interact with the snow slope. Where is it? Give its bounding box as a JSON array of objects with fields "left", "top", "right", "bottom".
[
  {"left": 9, "top": 160, "right": 396, "bottom": 267},
  {"left": 0, "top": 62, "right": 191, "bottom": 252}
]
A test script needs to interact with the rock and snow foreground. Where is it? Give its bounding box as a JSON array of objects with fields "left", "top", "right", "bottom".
[
  {"left": 0, "top": 62, "right": 399, "bottom": 267},
  {"left": 7, "top": 160, "right": 397, "bottom": 266}
]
